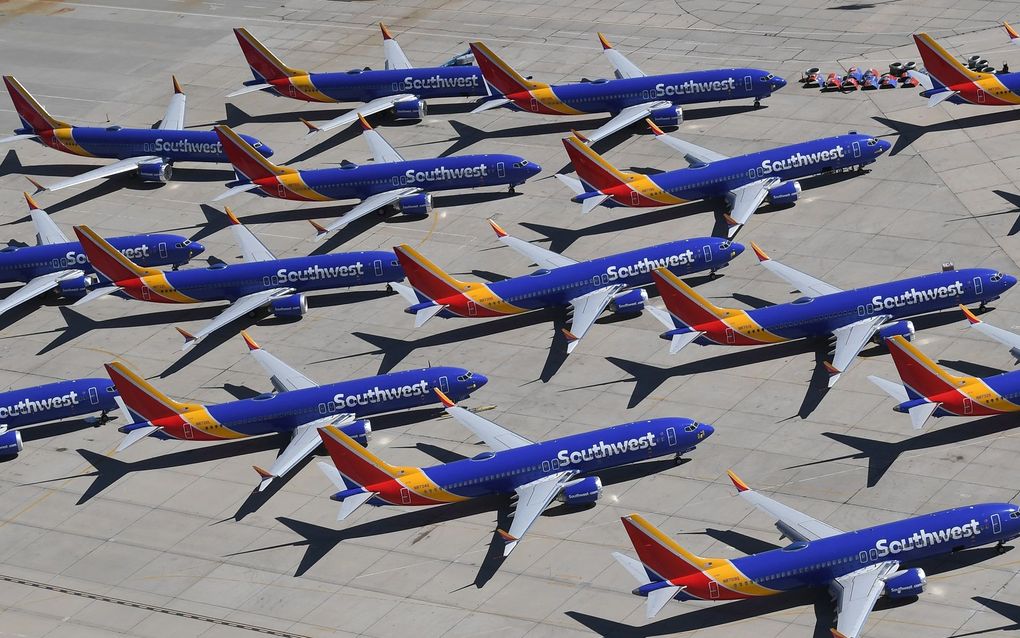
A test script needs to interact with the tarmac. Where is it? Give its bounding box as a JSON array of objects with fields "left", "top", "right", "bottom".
[{"left": 2, "top": 1, "right": 1020, "bottom": 636}]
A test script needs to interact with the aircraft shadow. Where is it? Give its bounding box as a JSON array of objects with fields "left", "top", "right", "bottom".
[
  {"left": 958, "top": 595, "right": 1020, "bottom": 636},
  {"left": 787, "top": 413, "right": 1020, "bottom": 486},
  {"left": 696, "top": 528, "right": 780, "bottom": 554},
  {"left": 939, "top": 359, "right": 1006, "bottom": 378},
  {"left": 958, "top": 190, "right": 1020, "bottom": 236},
  {"left": 874, "top": 111, "right": 1020, "bottom": 156},
  {"left": 14, "top": 416, "right": 112, "bottom": 445}
]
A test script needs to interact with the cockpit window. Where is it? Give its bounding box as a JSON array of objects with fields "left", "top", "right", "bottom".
[
  {"left": 992, "top": 272, "right": 1005, "bottom": 282},
  {"left": 182, "top": 239, "right": 192, "bottom": 246},
  {"left": 1010, "top": 511, "right": 1020, "bottom": 519},
  {"left": 456, "top": 372, "right": 475, "bottom": 382},
  {"left": 684, "top": 424, "right": 697, "bottom": 432},
  {"left": 512, "top": 160, "right": 530, "bottom": 168},
  {"left": 867, "top": 139, "right": 878, "bottom": 146},
  {"left": 760, "top": 74, "right": 774, "bottom": 81}
]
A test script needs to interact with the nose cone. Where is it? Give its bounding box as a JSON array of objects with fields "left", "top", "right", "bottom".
[
  {"left": 527, "top": 162, "right": 542, "bottom": 177},
  {"left": 877, "top": 139, "right": 891, "bottom": 155},
  {"left": 1005, "top": 274, "right": 1018, "bottom": 290},
  {"left": 726, "top": 241, "right": 745, "bottom": 259},
  {"left": 470, "top": 372, "right": 488, "bottom": 390},
  {"left": 771, "top": 76, "right": 787, "bottom": 91},
  {"left": 699, "top": 423, "right": 715, "bottom": 438},
  {"left": 189, "top": 241, "right": 206, "bottom": 257}
]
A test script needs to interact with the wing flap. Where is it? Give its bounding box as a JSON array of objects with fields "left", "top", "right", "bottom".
[
  {"left": 584, "top": 101, "right": 673, "bottom": 144},
  {"left": 312, "top": 188, "right": 419, "bottom": 240},
  {"left": 0, "top": 269, "right": 81, "bottom": 317},
  {"left": 827, "top": 315, "right": 892, "bottom": 386},
  {"left": 304, "top": 94, "right": 418, "bottom": 134},
  {"left": 566, "top": 285, "right": 624, "bottom": 353},
  {"left": 832, "top": 561, "right": 899, "bottom": 638},
  {"left": 179, "top": 287, "right": 293, "bottom": 351},
  {"left": 36, "top": 156, "right": 162, "bottom": 192},
  {"left": 501, "top": 471, "right": 576, "bottom": 555}
]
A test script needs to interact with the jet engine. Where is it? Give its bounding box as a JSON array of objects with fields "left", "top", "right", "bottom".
[
  {"left": 557, "top": 476, "right": 603, "bottom": 505},
  {"left": 57, "top": 275, "right": 90, "bottom": 298},
  {"left": 270, "top": 294, "right": 308, "bottom": 318},
  {"left": 339, "top": 419, "right": 372, "bottom": 446},
  {"left": 767, "top": 180, "right": 801, "bottom": 205},
  {"left": 393, "top": 98, "right": 427, "bottom": 120},
  {"left": 138, "top": 161, "right": 173, "bottom": 183},
  {"left": 397, "top": 193, "right": 433, "bottom": 218},
  {"left": 610, "top": 288, "right": 649, "bottom": 313},
  {"left": 884, "top": 568, "right": 926, "bottom": 599},
  {"left": 649, "top": 105, "right": 684, "bottom": 127},
  {"left": 0, "top": 428, "right": 22, "bottom": 456},
  {"left": 878, "top": 320, "right": 915, "bottom": 341}
]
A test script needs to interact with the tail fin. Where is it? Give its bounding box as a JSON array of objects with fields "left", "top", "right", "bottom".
[
  {"left": 73, "top": 225, "right": 157, "bottom": 283},
  {"left": 913, "top": 33, "right": 987, "bottom": 86},
  {"left": 651, "top": 268, "right": 729, "bottom": 328},
  {"left": 621, "top": 514, "right": 720, "bottom": 581},
  {"left": 104, "top": 361, "right": 192, "bottom": 422},
  {"left": 561, "top": 134, "right": 631, "bottom": 192},
  {"left": 214, "top": 125, "right": 293, "bottom": 182},
  {"left": 884, "top": 335, "right": 968, "bottom": 399},
  {"left": 3, "top": 76, "right": 70, "bottom": 132},
  {"left": 468, "top": 41, "right": 548, "bottom": 95},
  {"left": 318, "top": 424, "right": 410, "bottom": 488},
  {"left": 393, "top": 244, "right": 470, "bottom": 301},
  {"left": 232, "top": 28, "right": 306, "bottom": 81}
]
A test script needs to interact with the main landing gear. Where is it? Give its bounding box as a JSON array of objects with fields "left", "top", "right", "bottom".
[
  {"left": 997, "top": 540, "right": 1008, "bottom": 554},
  {"left": 508, "top": 184, "right": 517, "bottom": 193},
  {"left": 675, "top": 446, "right": 696, "bottom": 465},
  {"left": 84, "top": 410, "right": 111, "bottom": 427},
  {"left": 754, "top": 98, "right": 761, "bottom": 108}
]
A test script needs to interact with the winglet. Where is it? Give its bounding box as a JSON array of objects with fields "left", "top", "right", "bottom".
[
  {"left": 726, "top": 469, "right": 751, "bottom": 492},
  {"left": 645, "top": 118, "right": 665, "bottom": 136},
  {"left": 25, "top": 175, "right": 45, "bottom": 194},
  {"left": 434, "top": 388, "right": 455, "bottom": 408},
  {"left": 240, "top": 330, "right": 260, "bottom": 351},
  {"left": 225, "top": 206, "right": 241, "bottom": 225},
  {"left": 380, "top": 22, "right": 394, "bottom": 40},
  {"left": 299, "top": 117, "right": 322, "bottom": 134},
  {"left": 487, "top": 218, "right": 508, "bottom": 238},
  {"left": 1006, "top": 21, "right": 1020, "bottom": 41},
  {"left": 172, "top": 75, "right": 183, "bottom": 95},
  {"left": 23, "top": 191, "right": 40, "bottom": 210},
  {"left": 750, "top": 242, "right": 769, "bottom": 262},
  {"left": 823, "top": 361, "right": 841, "bottom": 375},
  {"left": 830, "top": 630, "right": 848, "bottom": 638},
  {"left": 496, "top": 528, "right": 518, "bottom": 543},
  {"left": 597, "top": 32, "right": 613, "bottom": 50},
  {"left": 309, "top": 219, "right": 329, "bottom": 236},
  {"left": 571, "top": 129, "right": 590, "bottom": 143},
  {"left": 722, "top": 213, "right": 738, "bottom": 227},
  {"left": 562, "top": 328, "right": 579, "bottom": 343},
  {"left": 253, "top": 465, "right": 273, "bottom": 479},
  {"left": 357, "top": 114, "right": 374, "bottom": 131},
  {"left": 960, "top": 304, "right": 981, "bottom": 324},
  {"left": 176, "top": 327, "right": 196, "bottom": 344}
]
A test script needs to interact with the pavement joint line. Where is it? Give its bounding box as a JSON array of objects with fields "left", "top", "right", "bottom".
[{"left": 0, "top": 573, "right": 311, "bottom": 638}]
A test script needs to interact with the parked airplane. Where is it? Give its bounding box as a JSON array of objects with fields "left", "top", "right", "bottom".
[
  {"left": 469, "top": 35, "right": 786, "bottom": 143},
  {"left": 229, "top": 24, "right": 486, "bottom": 133},
  {"left": 213, "top": 120, "right": 540, "bottom": 239},
  {"left": 0, "top": 76, "right": 272, "bottom": 192},
  {"left": 107, "top": 331, "right": 487, "bottom": 491},
  {"left": 911, "top": 28, "right": 1020, "bottom": 107},
  {"left": 558, "top": 123, "right": 890, "bottom": 237},
  {"left": 869, "top": 308, "right": 1020, "bottom": 429},
  {"left": 0, "top": 193, "right": 202, "bottom": 319},
  {"left": 0, "top": 378, "right": 119, "bottom": 456},
  {"left": 389, "top": 220, "right": 742, "bottom": 353},
  {"left": 72, "top": 209, "right": 403, "bottom": 350},
  {"left": 613, "top": 471, "right": 1020, "bottom": 637},
  {"left": 648, "top": 243, "right": 1016, "bottom": 386},
  {"left": 317, "top": 389, "right": 712, "bottom": 555}
]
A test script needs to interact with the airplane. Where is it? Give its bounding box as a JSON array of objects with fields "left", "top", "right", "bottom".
[
  {"left": 0, "top": 193, "right": 202, "bottom": 319},
  {"left": 647, "top": 243, "right": 1016, "bottom": 386},
  {"left": 612, "top": 470, "right": 1020, "bottom": 638},
  {"left": 212, "top": 119, "right": 540, "bottom": 239},
  {"left": 0, "top": 76, "right": 272, "bottom": 192},
  {"left": 0, "top": 377, "right": 119, "bottom": 456},
  {"left": 468, "top": 35, "right": 786, "bottom": 143},
  {"left": 71, "top": 209, "right": 404, "bottom": 350},
  {"left": 106, "top": 330, "right": 487, "bottom": 491},
  {"left": 558, "top": 123, "right": 891, "bottom": 237},
  {"left": 388, "top": 219, "right": 743, "bottom": 353},
  {"left": 911, "top": 27, "right": 1020, "bottom": 107},
  {"left": 316, "top": 388, "right": 713, "bottom": 555},
  {"left": 868, "top": 308, "right": 1020, "bottom": 429},
  {"left": 229, "top": 24, "right": 487, "bottom": 134}
]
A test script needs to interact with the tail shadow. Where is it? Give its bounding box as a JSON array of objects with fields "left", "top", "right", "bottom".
[{"left": 874, "top": 110, "right": 1020, "bottom": 156}]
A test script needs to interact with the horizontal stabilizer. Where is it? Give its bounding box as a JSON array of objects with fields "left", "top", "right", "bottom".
[
  {"left": 907, "top": 70, "right": 933, "bottom": 91},
  {"left": 415, "top": 304, "right": 446, "bottom": 327},
  {"left": 670, "top": 331, "right": 703, "bottom": 355},
  {"left": 927, "top": 90, "right": 957, "bottom": 107},
  {"left": 0, "top": 133, "right": 38, "bottom": 144},
  {"left": 226, "top": 83, "right": 273, "bottom": 98},
  {"left": 867, "top": 375, "right": 909, "bottom": 403},
  {"left": 645, "top": 305, "right": 677, "bottom": 330},
  {"left": 471, "top": 97, "right": 511, "bottom": 114},
  {"left": 337, "top": 491, "right": 375, "bottom": 521},
  {"left": 211, "top": 183, "right": 259, "bottom": 203},
  {"left": 389, "top": 281, "right": 421, "bottom": 306},
  {"left": 581, "top": 193, "right": 609, "bottom": 215},
  {"left": 73, "top": 285, "right": 120, "bottom": 306},
  {"left": 116, "top": 425, "right": 160, "bottom": 452},
  {"left": 909, "top": 402, "right": 939, "bottom": 430},
  {"left": 611, "top": 551, "right": 651, "bottom": 586},
  {"left": 317, "top": 460, "right": 348, "bottom": 490},
  {"left": 646, "top": 585, "right": 682, "bottom": 619},
  {"left": 554, "top": 173, "right": 586, "bottom": 196}
]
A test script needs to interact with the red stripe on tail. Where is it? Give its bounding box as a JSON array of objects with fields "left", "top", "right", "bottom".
[
  {"left": 3, "top": 76, "right": 68, "bottom": 132},
  {"left": 912, "top": 33, "right": 979, "bottom": 87},
  {"left": 73, "top": 225, "right": 146, "bottom": 283},
  {"left": 468, "top": 42, "right": 539, "bottom": 96},
  {"left": 652, "top": 269, "right": 723, "bottom": 328},
  {"left": 622, "top": 515, "right": 705, "bottom": 580},
  {"left": 393, "top": 245, "right": 466, "bottom": 302},
  {"left": 318, "top": 425, "right": 399, "bottom": 488},
  {"left": 885, "top": 335, "right": 962, "bottom": 398},
  {"left": 233, "top": 28, "right": 302, "bottom": 81},
  {"left": 562, "top": 135, "right": 626, "bottom": 192},
  {"left": 214, "top": 125, "right": 288, "bottom": 182},
  {"left": 104, "top": 362, "right": 186, "bottom": 422}
]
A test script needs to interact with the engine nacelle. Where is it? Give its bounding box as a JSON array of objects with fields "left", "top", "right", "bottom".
[
  {"left": 557, "top": 476, "right": 602, "bottom": 505},
  {"left": 878, "top": 320, "right": 915, "bottom": 341},
  {"left": 138, "top": 161, "right": 172, "bottom": 183},
  {"left": 0, "top": 429, "right": 22, "bottom": 456},
  {"left": 767, "top": 180, "right": 801, "bottom": 205},
  {"left": 339, "top": 419, "right": 372, "bottom": 447},
  {"left": 393, "top": 98, "right": 427, "bottom": 120},
  {"left": 270, "top": 293, "right": 308, "bottom": 318},
  {"left": 884, "top": 568, "right": 926, "bottom": 599},
  {"left": 57, "top": 275, "right": 90, "bottom": 298},
  {"left": 649, "top": 105, "right": 684, "bottom": 128},
  {"left": 610, "top": 288, "right": 648, "bottom": 313},
  {"left": 397, "top": 193, "right": 433, "bottom": 218}
]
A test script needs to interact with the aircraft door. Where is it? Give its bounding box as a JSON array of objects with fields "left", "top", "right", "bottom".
[
  {"left": 159, "top": 242, "right": 168, "bottom": 259},
  {"left": 88, "top": 386, "right": 99, "bottom": 405},
  {"left": 703, "top": 245, "right": 712, "bottom": 262},
  {"left": 666, "top": 427, "right": 677, "bottom": 447},
  {"left": 974, "top": 276, "right": 983, "bottom": 295},
  {"left": 141, "top": 287, "right": 151, "bottom": 301},
  {"left": 467, "top": 300, "right": 478, "bottom": 316},
  {"left": 630, "top": 191, "right": 640, "bottom": 206},
  {"left": 858, "top": 550, "right": 868, "bottom": 564},
  {"left": 993, "top": 513, "right": 1002, "bottom": 534},
  {"left": 977, "top": 89, "right": 986, "bottom": 104},
  {"left": 530, "top": 97, "right": 539, "bottom": 112},
  {"left": 963, "top": 397, "right": 973, "bottom": 415},
  {"left": 439, "top": 375, "right": 450, "bottom": 394},
  {"left": 277, "top": 183, "right": 286, "bottom": 198},
  {"left": 400, "top": 487, "right": 412, "bottom": 504},
  {"left": 497, "top": 162, "right": 506, "bottom": 179},
  {"left": 725, "top": 327, "right": 736, "bottom": 344},
  {"left": 288, "top": 84, "right": 298, "bottom": 98},
  {"left": 852, "top": 141, "right": 861, "bottom": 158},
  {"left": 182, "top": 422, "right": 194, "bottom": 440},
  {"left": 708, "top": 581, "right": 720, "bottom": 599},
  {"left": 374, "top": 259, "right": 383, "bottom": 277},
  {"left": 743, "top": 75, "right": 752, "bottom": 92}
]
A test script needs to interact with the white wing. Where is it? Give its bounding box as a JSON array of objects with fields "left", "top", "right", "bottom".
[
  {"left": 35, "top": 156, "right": 162, "bottom": 192},
  {"left": 253, "top": 415, "right": 353, "bottom": 491},
  {"left": 312, "top": 187, "right": 419, "bottom": 240},
  {"left": 227, "top": 209, "right": 276, "bottom": 262},
  {"left": 832, "top": 561, "right": 900, "bottom": 638},
  {"left": 564, "top": 284, "right": 625, "bottom": 353},
  {"left": 29, "top": 203, "right": 69, "bottom": 245},
  {"left": 441, "top": 403, "right": 532, "bottom": 451},
  {"left": 650, "top": 131, "right": 730, "bottom": 164},
  {"left": 491, "top": 222, "right": 575, "bottom": 270},
  {"left": 246, "top": 336, "right": 318, "bottom": 392},
  {"left": 599, "top": 34, "right": 645, "bottom": 79},
  {"left": 827, "top": 315, "right": 892, "bottom": 386},
  {"left": 0, "top": 269, "right": 82, "bottom": 317},
  {"left": 362, "top": 125, "right": 405, "bottom": 163},
  {"left": 381, "top": 27, "right": 413, "bottom": 70},
  {"left": 962, "top": 307, "right": 1020, "bottom": 361},
  {"left": 179, "top": 288, "right": 293, "bottom": 351},
  {"left": 732, "top": 474, "right": 843, "bottom": 542},
  {"left": 754, "top": 246, "right": 843, "bottom": 298},
  {"left": 724, "top": 178, "right": 779, "bottom": 237},
  {"left": 584, "top": 101, "right": 673, "bottom": 144},
  {"left": 500, "top": 471, "right": 577, "bottom": 556},
  {"left": 304, "top": 94, "right": 418, "bottom": 134},
  {"left": 159, "top": 77, "right": 186, "bottom": 130}
]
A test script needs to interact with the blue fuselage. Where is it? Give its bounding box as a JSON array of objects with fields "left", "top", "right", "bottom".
[
  {"left": 0, "top": 378, "right": 117, "bottom": 428},
  {"left": 267, "top": 67, "right": 486, "bottom": 102},
  {"left": 34, "top": 127, "right": 273, "bottom": 163}
]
